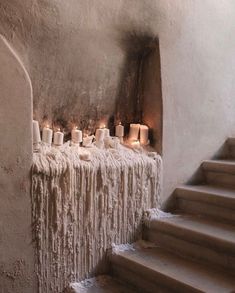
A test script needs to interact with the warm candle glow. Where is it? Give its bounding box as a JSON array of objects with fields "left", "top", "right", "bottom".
[
  {"left": 130, "top": 140, "right": 141, "bottom": 149},
  {"left": 131, "top": 140, "right": 140, "bottom": 146}
]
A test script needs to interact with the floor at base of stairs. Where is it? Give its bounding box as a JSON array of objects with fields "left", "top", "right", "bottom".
[{"left": 67, "top": 275, "right": 136, "bottom": 293}]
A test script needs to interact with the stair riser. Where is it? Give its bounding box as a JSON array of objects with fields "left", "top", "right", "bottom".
[
  {"left": 112, "top": 257, "right": 201, "bottom": 293},
  {"left": 205, "top": 171, "right": 235, "bottom": 188},
  {"left": 144, "top": 229, "right": 235, "bottom": 273},
  {"left": 177, "top": 198, "right": 235, "bottom": 223}
]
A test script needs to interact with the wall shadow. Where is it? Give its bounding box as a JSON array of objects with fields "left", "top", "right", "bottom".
[{"left": 115, "top": 31, "right": 163, "bottom": 154}]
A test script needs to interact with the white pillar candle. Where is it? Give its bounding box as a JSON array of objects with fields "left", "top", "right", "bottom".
[
  {"left": 129, "top": 123, "right": 140, "bottom": 141},
  {"left": 115, "top": 123, "right": 124, "bottom": 137},
  {"left": 53, "top": 129, "right": 64, "bottom": 146},
  {"left": 140, "top": 125, "right": 149, "bottom": 145},
  {"left": 42, "top": 126, "right": 53, "bottom": 145},
  {"left": 95, "top": 128, "right": 105, "bottom": 142},
  {"left": 33, "top": 120, "right": 41, "bottom": 144},
  {"left": 72, "top": 127, "right": 83, "bottom": 144},
  {"left": 103, "top": 127, "right": 110, "bottom": 138}
]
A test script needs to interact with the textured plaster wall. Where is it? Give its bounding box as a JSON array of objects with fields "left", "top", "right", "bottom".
[
  {"left": 0, "top": 36, "right": 35, "bottom": 292},
  {"left": 0, "top": 3, "right": 235, "bottom": 289}
]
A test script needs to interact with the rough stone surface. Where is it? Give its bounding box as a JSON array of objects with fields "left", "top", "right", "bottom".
[
  {"left": 1, "top": 1, "right": 235, "bottom": 203},
  {"left": 0, "top": 35, "right": 36, "bottom": 292}
]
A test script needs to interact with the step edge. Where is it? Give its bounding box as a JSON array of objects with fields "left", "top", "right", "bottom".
[
  {"left": 202, "top": 160, "right": 235, "bottom": 174},
  {"left": 112, "top": 249, "right": 235, "bottom": 291},
  {"left": 175, "top": 186, "right": 235, "bottom": 208},
  {"left": 148, "top": 218, "right": 235, "bottom": 254}
]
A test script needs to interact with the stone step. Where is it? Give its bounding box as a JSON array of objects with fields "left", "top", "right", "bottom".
[
  {"left": 67, "top": 275, "right": 136, "bottom": 293},
  {"left": 144, "top": 214, "right": 235, "bottom": 272},
  {"left": 111, "top": 246, "right": 235, "bottom": 293},
  {"left": 175, "top": 184, "right": 235, "bottom": 222},
  {"left": 202, "top": 159, "right": 235, "bottom": 187}
]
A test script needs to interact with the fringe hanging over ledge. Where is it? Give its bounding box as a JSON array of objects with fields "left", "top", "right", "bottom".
[{"left": 31, "top": 144, "right": 162, "bottom": 293}]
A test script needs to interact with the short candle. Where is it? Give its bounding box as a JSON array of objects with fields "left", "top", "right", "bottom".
[
  {"left": 129, "top": 123, "right": 140, "bottom": 141},
  {"left": 102, "top": 125, "right": 110, "bottom": 138},
  {"left": 33, "top": 120, "right": 41, "bottom": 144},
  {"left": 140, "top": 125, "right": 149, "bottom": 145},
  {"left": 72, "top": 127, "right": 83, "bottom": 144},
  {"left": 42, "top": 125, "right": 53, "bottom": 146},
  {"left": 53, "top": 129, "right": 64, "bottom": 146},
  {"left": 115, "top": 122, "right": 124, "bottom": 138},
  {"left": 95, "top": 128, "right": 105, "bottom": 142}
]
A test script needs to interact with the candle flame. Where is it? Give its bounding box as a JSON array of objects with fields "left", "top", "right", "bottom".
[{"left": 131, "top": 140, "right": 140, "bottom": 146}]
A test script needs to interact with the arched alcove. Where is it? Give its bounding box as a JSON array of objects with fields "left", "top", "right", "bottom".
[
  {"left": 115, "top": 33, "right": 163, "bottom": 154},
  {"left": 0, "top": 35, "right": 35, "bottom": 292}
]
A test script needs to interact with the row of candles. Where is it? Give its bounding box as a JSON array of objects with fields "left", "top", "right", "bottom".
[{"left": 33, "top": 120, "right": 149, "bottom": 149}]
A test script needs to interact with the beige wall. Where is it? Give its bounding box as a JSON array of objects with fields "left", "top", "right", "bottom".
[
  {"left": 1, "top": 0, "right": 235, "bottom": 208},
  {"left": 0, "top": 1, "right": 235, "bottom": 290},
  {"left": 0, "top": 35, "right": 35, "bottom": 292}
]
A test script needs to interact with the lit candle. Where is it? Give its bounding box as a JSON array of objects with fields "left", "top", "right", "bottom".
[
  {"left": 140, "top": 125, "right": 149, "bottom": 145},
  {"left": 33, "top": 120, "right": 41, "bottom": 145},
  {"left": 100, "top": 124, "right": 110, "bottom": 138},
  {"left": 103, "top": 128, "right": 110, "bottom": 138},
  {"left": 115, "top": 122, "right": 124, "bottom": 137},
  {"left": 95, "top": 128, "right": 105, "bottom": 142},
  {"left": 129, "top": 123, "right": 140, "bottom": 141},
  {"left": 53, "top": 129, "right": 64, "bottom": 146},
  {"left": 42, "top": 125, "right": 53, "bottom": 145},
  {"left": 71, "top": 127, "right": 83, "bottom": 144}
]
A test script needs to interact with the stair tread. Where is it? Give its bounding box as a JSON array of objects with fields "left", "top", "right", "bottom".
[
  {"left": 149, "top": 214, "right": 235, "bottom": 253},
  {"left": 68, "top": 275, "right": 136, "bottom": 293},
  {"left": 176, "top": 184, "right": 235, "bottom": 206},
  {"left": 113, "top": 246, "right": 235, "bottom": 292},
  {"left": 202, "top": 159, "right": 235, "bottom": 173}
]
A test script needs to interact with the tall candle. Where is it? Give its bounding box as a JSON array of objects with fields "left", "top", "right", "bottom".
[
  {"left": 102, "top": 126, "right": 110, "bottom": 138},
  {"left": 72, "top": 127, "right": 82, "bottom": 144},
  {"left": 115, "top": 123, "right": 124, "bottom": 137},
  {"left": 95, "top": 128, "right": 105, "bottom": 142},
  {"left": 129, "top": 123, "right": 140, "bottom": 141},
  {"left": 42, "top": 126, "right": 53, "bottom": 145},
  {"left": 140, "top": 125, "right": 149, "bottom": 145},
  {"left": 33, "top": 120, "right": 41, "bottom": 144},
  {"left": 53, "top": 129, "right": 64, "bottom": 146}
]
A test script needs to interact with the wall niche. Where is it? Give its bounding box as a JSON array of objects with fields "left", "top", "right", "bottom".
[{"left": 116, "top": 32, "right": 163, "bottom": 154}]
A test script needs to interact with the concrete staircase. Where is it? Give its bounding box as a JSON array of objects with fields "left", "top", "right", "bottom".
[{"left": 110, "top": 138, "right": 235, "bottom": 292}]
